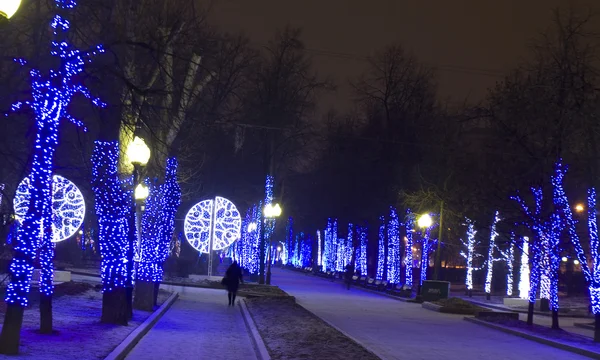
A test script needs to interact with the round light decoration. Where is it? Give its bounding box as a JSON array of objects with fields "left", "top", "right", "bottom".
[
  {"left": 184, "top": 196, "right": 241, "bottom": 254},
  {"left": 14, "top": 175, "right": 86, "bottom": 242}
]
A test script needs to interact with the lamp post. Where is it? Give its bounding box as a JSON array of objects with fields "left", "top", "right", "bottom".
[
  {"left": 0, "top": 0, "right": 22, "bottom": 20},
  {"left": 417, "top": 214, "right": 432, "bottom": 294},
  {"left": 264, "top": 203, "right": 281, "bottom": 285},
  {"left": 126, "top": 136, "right": 150, "bottom": 318}
]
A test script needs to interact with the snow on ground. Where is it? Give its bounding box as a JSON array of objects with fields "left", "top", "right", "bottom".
[
  {"left": 0, "top": 285, "right": 171, "bottom": 360},
  {"left": 246, "top": 297, "right": 378, "bottom": 360},
  {"left": 126, "top": 288, "right": 257, "bottom": 360}
]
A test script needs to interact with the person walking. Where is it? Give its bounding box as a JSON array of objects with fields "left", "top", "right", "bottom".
[
  {"left": 344, "top": 263, "right": 355, "bottom": 290},
  {"left": 224, "top": 261, "right": 243, "bottom": 306}
]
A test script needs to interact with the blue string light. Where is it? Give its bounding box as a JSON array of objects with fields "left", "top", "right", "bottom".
[
  {"left": 5, "top": 0, "right": 105, "bottom": 305},
  {"left": 285, "top": 217, "right": 293, "bottom": 266},
  {"left": 91, "top": 142, "right": 130, "bottom": 293},
  {"left": 354, "top": 226, "right": 367, "bottom": 275},
  {"left": 420, "top": 227, "right": 435, "bottom": 286},
  {"left": 242, "top": 204, "right": 261, "bottom": 274},
  {"left": 404, "top": 210, "right": 415, "bottom": 288},
  {"left": 153, "top": 158, "right": 181, "bottom": 282},
  {"left": 586, "top": 188, "right": 600, "bottom": 314},
  {"left": 317, "top": 230, "right": 322, "bottom": 267},
  {"left": 386, "top": 207, "right": 401, "bottom": 284},
  {"left": 376, "top": 216, "right": 385, "bottom": 280},
  {"left": 346, "top": 224, "right": 354, "bottom": 268},
  {"left": 519, "top": 237, "right": 530, "bottom": 300},
  {"left": 460, "top": 219, "right": 479, "bottom": 291},
  {"left": 484, "top": 211, "right": 500, "bottom": 295},
  {"left": 323, "top": 219, "right": 332, "bottom": 272}
]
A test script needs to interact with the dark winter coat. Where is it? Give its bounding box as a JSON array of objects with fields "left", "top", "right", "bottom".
[{"left": 224, "top": 264, "right": 243, "bottom": 292}]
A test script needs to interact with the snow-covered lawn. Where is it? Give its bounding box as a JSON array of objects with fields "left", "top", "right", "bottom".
[{"left": 0, "top": 283, "right": 171, "bottom": 360}]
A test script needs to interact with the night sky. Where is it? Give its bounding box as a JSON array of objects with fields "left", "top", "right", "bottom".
[{"left": 208, "top": 0, "right": 600, "bottom": 112}]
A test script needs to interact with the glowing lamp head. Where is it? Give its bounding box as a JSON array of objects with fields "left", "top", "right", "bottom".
[
  {"left": 574, "top": 259, "right": 580, "bottom": 265},
  {"left": 134, "top": 184, "right": 149, "bottom": 200},
  {"left": 264, "top": 203, "right": 282, "bottom": 218},
  {"left": 417, "top": 214, "right": 433, "bottom": 229},
  {"left": 127, "top": 136, "right": 151, "bottom": 166},
  {"left": 277, "top": 246, "right": 282, "bottom": 251},
  {"left": 561, "top": 256, "right": 568, "bottom": 262},
  {"left": 575, "top": 204, "right": 585, "bottom": 213},
  {"left": 0, "top": 0, "right": 22, "bottom": 19}
]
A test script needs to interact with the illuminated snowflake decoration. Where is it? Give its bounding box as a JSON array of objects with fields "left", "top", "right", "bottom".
[
  {"left": 184, "top": 196, "right": 241, "bottom": 254},
  {"left": 14, "top": 175, "right": 85, "bottom": 242}
]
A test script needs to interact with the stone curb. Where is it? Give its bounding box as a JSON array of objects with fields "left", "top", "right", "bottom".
[
  {"left": 104, "top": 292, "right": 179, "bottom": 360},
  {"left": 464, "top": 317, "right": 600, "bottom": 359},
  {"left": 422, "top": 302, "right": 443, "bottom": 312},
  {"left": 463, "top": 298, "right": 593, "bottom": 319},
  {"left": 240, "top": 299, "right": 271, "bottom": 360}
]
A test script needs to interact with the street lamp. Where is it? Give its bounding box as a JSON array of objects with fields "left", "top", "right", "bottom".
[
  {"left": 418, "top": 214, "right": 433, "bottom": 229},
  {"left": 264, "top": 203, "right": 281, "bottom": 285},
  {"left": 126, "top": 136, "right": 150, "bottom": 318},
  {"left": 135, "top": 184, "right": 149, "bottom": 200},
  {"left": 0, "top": 0, "right": 22, "bottom": 20},
  {"left": 575, "top": 204, "right": 585, "bottom": 213}
]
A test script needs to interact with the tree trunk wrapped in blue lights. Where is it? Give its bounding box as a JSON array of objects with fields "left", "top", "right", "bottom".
[
  {"left": 404, "top": 211, "right": 415, "bottom": 289},
  {"left": 285, "top": 217, "right": 294, "bottom": 266},
  {"left": 513, "top": 186, "right": 547, "bottom": 326},
  {"left": 387, "top": 207, "right": 401, "bottom": 284},
  {"left": 92, "top": 141, "right": 130, "bottom": 325},
  {"left": 0, "top": 0, "right": 106, "bottom": 352},
  {"left": 135, "top": 157, "right": 181, "bottom": 310},
  {"left": 376, "top": 216, "right": 385, "bottom": 280},
  {"left": 357, "top": 226, "right": 368, "bottom": 276},
  {"left": 420, "top": 227, "right": 434, "bottom": 286}
]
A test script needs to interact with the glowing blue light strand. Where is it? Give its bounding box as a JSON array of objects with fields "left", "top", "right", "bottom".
[
  {"left": 507, "top": 241, "right": 515, "bottom": 296},
  {"left": 387, "top": 207, "right": 401, "bottom": 284},
  {"left": 91, "top": 142, "right": 130, "bottom": 293},
  {"left": 317, "top": 230, "right": 322, "bottom": 267},
  {"left": 346, "top": 224, "right": 354, "bottom": 268},
  {"left": 460, "top": 219, "right": 479, "bottom": 291},
  {"left": 5, "top": 0, "right": 105, "bottom": 305},
  {"left": 404, "top": 211, "right": 414, "bottom": 288},
  {"left": 519, "top": 237, "right": 530, "bottom": 300},
  {"left": 587, "top": 188, "right": 600, "bottom": 314},
  {"left": 484, "top": 211, "right": 500, "bottom": 295},
  {"left": 285, "top": 217, "right": 293, "bottom": 266},
  {"left": 154, "top": 158, "right": 181, "bottom": 282},
  {"left": 420, "top": 227, "right": 435, "bottom": 286},
  {"left": 376, "top": 216, "right": 385, "bottom": 280},
  {"left": 322, "top": 220, "right": 332, "bottom": 272}
]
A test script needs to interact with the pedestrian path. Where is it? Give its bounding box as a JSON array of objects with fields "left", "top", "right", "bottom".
[
  {"left": 272, "top": 268, "right": 588, "bottom": 360},
  {"left": 126, "top": 287, "right": 257, "bottom": 360}
]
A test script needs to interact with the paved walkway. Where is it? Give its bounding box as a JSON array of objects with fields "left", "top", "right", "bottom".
[
  {"left": 271, "top": 268, "right": 588, "bottom": 360},
  {"left": 126, "top": 287, "right": 257, "bottom": 360}
]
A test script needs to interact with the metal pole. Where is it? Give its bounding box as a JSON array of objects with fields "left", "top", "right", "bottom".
[
  {"left": 126, "top": 165, "right": 139, "bottom": 319},
  {"left": 208, "top": 197, "right": 216, "bottom": 278},
  {"left": 259, "top": 207, "right": 265, "bottom": 284},
  {"left": 266, "top": 238, "right": 272, "bottom": 285},
  {"left": 434, "top": 201, "right": 444, "bottom": 280}
]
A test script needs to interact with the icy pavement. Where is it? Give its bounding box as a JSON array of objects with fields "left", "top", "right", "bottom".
[
  {"left": 126, "top": 287, "right": 257, "bottom": 360},
  {"left": 271, "top": 268, "right": 589, "bottom": 360}
]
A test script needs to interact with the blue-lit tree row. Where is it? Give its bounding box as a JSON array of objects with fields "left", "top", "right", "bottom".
[{"left": 1, "top": 0, "right": 107, "bottom": 350}]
